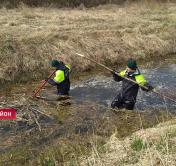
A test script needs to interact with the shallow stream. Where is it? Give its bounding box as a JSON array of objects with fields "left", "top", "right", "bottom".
[
  {"left": 0, "top": 63, "right": 176, "bottom": 154},
  {"left": 71, "top": 64, "right": 176, "bottom": 111}
]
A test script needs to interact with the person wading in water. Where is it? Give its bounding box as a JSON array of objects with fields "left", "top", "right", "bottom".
[
  {"left": 47, "top": 60, "right": 71, "bottom": 96},
  {"left": 111, "top": 59, "right": 153, "bottom": 110}
]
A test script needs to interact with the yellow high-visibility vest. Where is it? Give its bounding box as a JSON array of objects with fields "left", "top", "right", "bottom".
[
  {"left": 119, "top": 69, "right": 147, "bottom": 86},
  {"left": 54, "top": 65, "right": 71, "bottom": 84}
]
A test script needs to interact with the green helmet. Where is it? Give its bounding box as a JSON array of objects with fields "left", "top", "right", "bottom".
[
  {"left": 127, "top": 59, "right": 137, "bottom": 70},
  {"left": 51, "top": 60, "right": 60, "bottom": 67}
]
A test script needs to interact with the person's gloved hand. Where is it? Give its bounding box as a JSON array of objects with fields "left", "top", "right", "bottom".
[
  {"left": 141, "top": 83, "right": 154, "bottom": 92},
  {"left": 111, "top": 71, "right": 118, "bottom": 76},
  {"left": 111, "top": 71, "right": 115, "bottom": 75},
  {"left": 145, "top": 84, "right": 154, "bottom": 92}
]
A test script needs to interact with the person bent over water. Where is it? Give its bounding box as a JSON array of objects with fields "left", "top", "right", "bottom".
[
  {"left": 111, "top": 59, "right": 153, "bottom": 110},
  {"left": 47, "top": 60, "right": 71, "bottom": 95}
]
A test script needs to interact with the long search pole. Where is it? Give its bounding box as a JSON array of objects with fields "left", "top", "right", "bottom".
[
  {"left": 33, "top": 70, "right": 57, "bottom": 97},
  {"left": 75, "top": 53, "right": 176, "bottom": 104}
]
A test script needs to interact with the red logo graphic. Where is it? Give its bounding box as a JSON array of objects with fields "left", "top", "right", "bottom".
[{"left": 0, "top": 109, "right": 16, "bottom": 120}]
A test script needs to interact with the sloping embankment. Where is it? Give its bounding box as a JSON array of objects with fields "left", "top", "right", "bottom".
[
  {"left": 80, "top": 118, "right": 176, "bottom": 166},
  {"left": 0, "top": 3, "right": 176, "bottom": 85}
]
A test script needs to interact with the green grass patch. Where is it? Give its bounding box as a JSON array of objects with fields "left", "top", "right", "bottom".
[
  {"left": 131, "top": 137, "right": 147, "bottom": 152},
  {"left": 156, "top": 132, "right": 176, "bottom": 154},
  {"left": 156, "top": 134, "right": 169, "bottom": 154},
  {"left": 167, "top": 129, "right": 176, "bottom": 138},
  {"left": 0, "top": 146, "right": 33, "bottom": 166}
]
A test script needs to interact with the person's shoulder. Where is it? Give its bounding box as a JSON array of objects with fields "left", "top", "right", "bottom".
[
  {"left": 65, "top": 64, "right": 71, "bottom": 70},
  {"left": 56, "top": 70, "right": 64, "bottom": 75},
  {"left": 119, "top": 69, "right": 127, "bottom": 76}
]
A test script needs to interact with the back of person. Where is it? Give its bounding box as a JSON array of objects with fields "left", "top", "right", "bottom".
[
  {"left": 55, "top": 62, "right": 70, "bottom": 95},
  {"left": 48, "top": 60, "right": 71, "bottom": 95}
]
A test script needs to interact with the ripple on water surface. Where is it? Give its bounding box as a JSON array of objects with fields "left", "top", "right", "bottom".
[{"left": 70, "top": 64, "right": 176, "bottom": 111}]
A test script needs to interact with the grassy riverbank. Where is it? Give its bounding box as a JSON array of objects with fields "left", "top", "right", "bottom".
[
  {"left": 1, "top": 2, "right": 176, "bottom": 166},
  {"left": 0, "top": 97, "right": 175, "bottom": 165},
  {"left": 0, "top": 2, "right": 176, "bottom": 85},
  {"left": 80, "top": 118, "right": 176, "bottom": 166}
]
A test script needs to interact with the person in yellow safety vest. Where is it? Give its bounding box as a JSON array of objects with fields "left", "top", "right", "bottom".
[
  {"left": 111, "top": 59, "right": 154, "bottom": 110},
  {"left": 47, "top": 60, "right": 71, "bottom": 95}
]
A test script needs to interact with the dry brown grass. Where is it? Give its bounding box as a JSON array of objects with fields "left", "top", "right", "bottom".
[
  {"left": 0, "top": 2, "right": 176, "bottom": 84},
  {"left": 80, "top": 118, "right": 176, "bottom": 166},
  {"left": 0, "top": 0, "right": 126, "bottom": 8}
]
